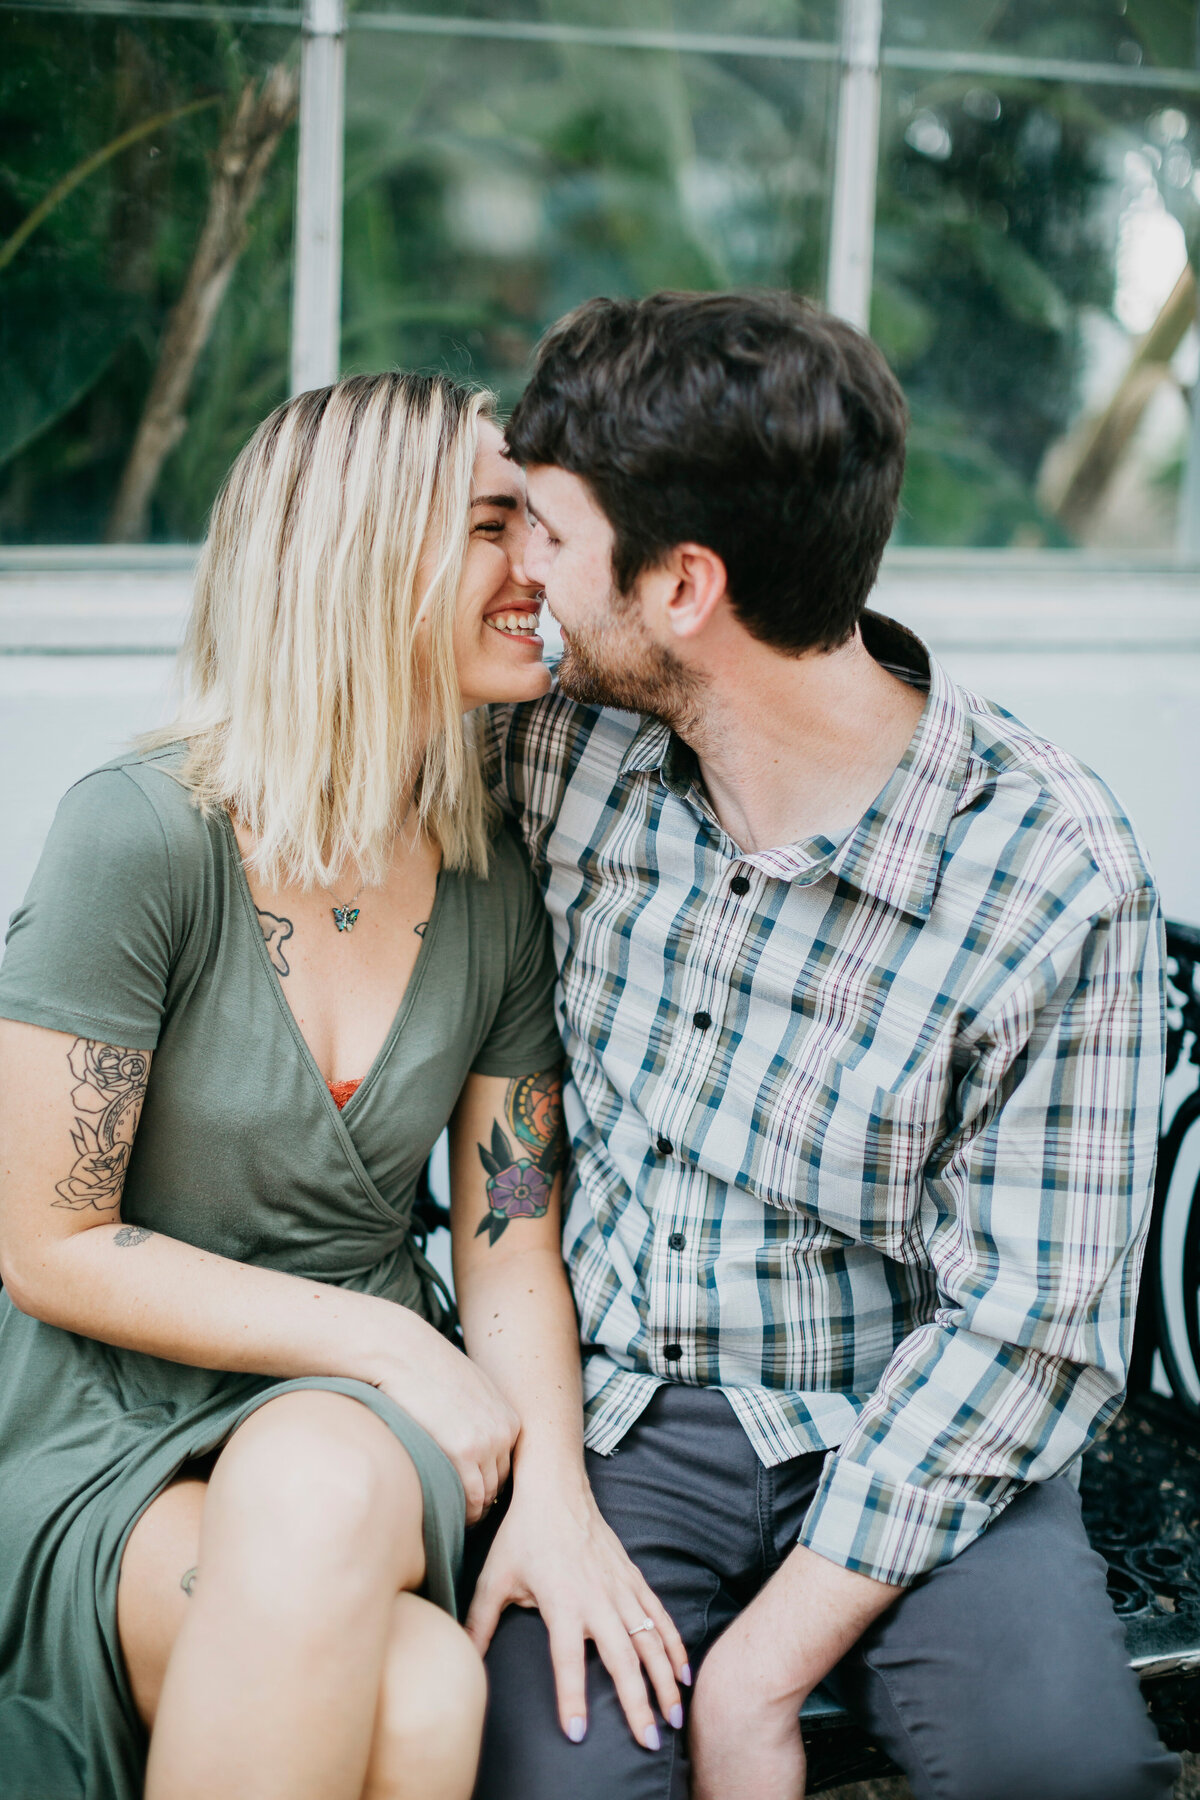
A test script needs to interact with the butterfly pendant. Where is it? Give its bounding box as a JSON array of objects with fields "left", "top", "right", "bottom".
[{"left": 332, "top": 905, "right": 360, "bottom": 933}]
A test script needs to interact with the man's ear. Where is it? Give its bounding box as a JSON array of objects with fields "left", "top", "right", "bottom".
[{"left": 646, "top": 543, "right": 728, "bottom": 642}]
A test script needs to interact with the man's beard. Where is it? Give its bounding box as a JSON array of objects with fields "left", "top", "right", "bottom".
[{"left": 555, "top": 603, "right": 701, "bottom": 734}]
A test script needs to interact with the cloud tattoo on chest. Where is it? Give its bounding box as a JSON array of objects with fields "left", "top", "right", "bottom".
[{"left": 256, "top": 909, "right": 294, "bottom": 977}]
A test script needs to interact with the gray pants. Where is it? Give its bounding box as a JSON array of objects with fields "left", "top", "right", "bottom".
[{"left": 469, "top": 1385, "right": 1179, "bottom": 1800}]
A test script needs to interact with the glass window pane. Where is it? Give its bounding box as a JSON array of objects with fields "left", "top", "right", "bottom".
[
  {"left": 341, "top": 25, "right": 835, "bottom": 406},
  {"left": 883, "top": 0, "right": 1200, "bottom": 73},
  {"left": 874, "top": 72, "right": 1198, "bottom": 549},
  {"left": 0, "top": 10, "right": 298, "bottom": 545},
  {"left": 349, "top": 1, "right": 839, "bottom": 44}
]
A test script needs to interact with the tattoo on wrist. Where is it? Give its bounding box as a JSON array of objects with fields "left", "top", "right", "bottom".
[
  {"left": 256, "top": 908, "right": 293, "bottom": 977},
  {"left": 414, "top": 920, "right": 428, "bottom": 937},
  {"left": 113, "top": 1224, "right": 154, "bottom": 1247},
  {"left": 53, "top": 1039, "right": 150, "bottom": 1213},
  {"left": 475, "top": 1069, "right": 564, "bottom": 1246}
]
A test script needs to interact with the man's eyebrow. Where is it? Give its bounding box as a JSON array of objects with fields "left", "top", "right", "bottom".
[{"left": 470, "top": 492, "right": 520, "bottom": 510}]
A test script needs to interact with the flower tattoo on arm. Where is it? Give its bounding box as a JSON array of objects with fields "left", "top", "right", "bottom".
[
  {"left": 53, "top": 1038, "right": 150, "bottom": 1212},
  {"left": 475, "top": 1068, "right": 565, "bottom": 1246}
]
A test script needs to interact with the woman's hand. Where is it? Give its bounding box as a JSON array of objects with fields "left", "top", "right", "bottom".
[
  {"left": 372, "top": 1316, "right": 519, "bottom": 1524},
  {"left": 464, "top": 1473, "right": 690, "bottom": 1748}
]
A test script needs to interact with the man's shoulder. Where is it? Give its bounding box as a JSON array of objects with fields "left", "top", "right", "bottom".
[
  {"left": 487, "top": 682, "right": 648, "bottom": 816},
  {"left": 952, "top": 684, "right": 1155, "bottom": 906}
]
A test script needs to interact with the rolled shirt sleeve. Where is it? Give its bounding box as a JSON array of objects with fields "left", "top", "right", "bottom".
[{"left": 798, "top": 883, "right": 1166, "bottom": 1586}]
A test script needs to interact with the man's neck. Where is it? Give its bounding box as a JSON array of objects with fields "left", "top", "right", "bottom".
[{"left": 679, "top": 625, "right": 928, "bottom": 856}]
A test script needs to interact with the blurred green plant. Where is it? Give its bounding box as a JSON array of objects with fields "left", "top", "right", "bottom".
[
  {"left": 2, "top": 0, "right": 1197, "bottom": 546},
  {"left": 875, "top": 0, "right": 1199, "bottom": 546},
  {"left": 340, "top": 0, "right": 833, "bottom": 407},
  {"left": 0, "top": 10, "right": 296, "bottom": 542}
]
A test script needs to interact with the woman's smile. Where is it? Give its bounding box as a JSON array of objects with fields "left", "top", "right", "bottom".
[{"left": 484, "top": 604, "right": 543, "bottom": 645}]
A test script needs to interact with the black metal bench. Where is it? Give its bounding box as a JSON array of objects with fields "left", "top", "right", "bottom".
[{"left": 412, "top": 921, "right": 1200, "bottom": 1794}]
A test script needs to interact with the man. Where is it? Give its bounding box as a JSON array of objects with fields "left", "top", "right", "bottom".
[{"left": 469, "top": 291, "right": 1176, "bottom": 1800}]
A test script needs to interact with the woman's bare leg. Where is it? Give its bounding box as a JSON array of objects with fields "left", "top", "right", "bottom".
[
  {"left": 363, "top": 1594, "right": 487, "bottom": 1800},
  {"left": 121, "top": 1485, "right": 484, "bottom": 1800},
  {"left": 117, "top": 1391, "right": 481, "bottom": 1800},
  {"left": 118, "top": 1472, "right": 208, "bottom": 1726}
]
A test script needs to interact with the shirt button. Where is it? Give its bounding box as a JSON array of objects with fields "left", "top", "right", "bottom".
[
  {"left": 668, "top": 1232, "right": 687, "bottom": 1251},
  {"left": 663, "top": 1343, "right": 683, "bottom": 1361},
  {"left": 730, "top": 874, "right": 751, "bottom": 896},
  {"left": 656, "top": 1135, "right": 673, "bottom": 1155},
  {"left": 692, "top": 1010, "right": 712, "bottom": 1031}
]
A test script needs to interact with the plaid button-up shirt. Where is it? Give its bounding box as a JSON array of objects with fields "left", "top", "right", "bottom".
[{"left": 483, "top": 613, "right": 1165, "bottom": 1585}]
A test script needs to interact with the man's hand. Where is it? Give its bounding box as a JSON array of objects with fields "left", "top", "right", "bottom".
[{"left": 689, "top": 1544, "right": 900, "bottom": 1800}]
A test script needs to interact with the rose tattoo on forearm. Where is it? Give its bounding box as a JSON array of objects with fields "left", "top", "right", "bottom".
[
  {"left": 53, "top": 1038, "right": 150, "bottom": 1212},
  {"left": 475, "top": 1068, "right": 564, "bottom": 1246}
]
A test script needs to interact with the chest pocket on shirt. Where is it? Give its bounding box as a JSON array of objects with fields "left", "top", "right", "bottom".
[{"left": 746, "top": 1051, "right": 945, "bottom": 1253}]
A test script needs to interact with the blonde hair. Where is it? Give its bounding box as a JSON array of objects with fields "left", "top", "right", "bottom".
[{"left": 147, "top": 371, "right": 496, "bottom": 888}]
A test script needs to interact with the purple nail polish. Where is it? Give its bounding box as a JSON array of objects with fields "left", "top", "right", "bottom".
[
  {"left": 643, "top": 1724, "right": 662, "bottom": 1753},
  {"left": 680, "top": 1663, "right": 693, "bottom": 1687},
  {"left": 669, "top": 1704, "right": 684, "bottom": 1730},
  {"left": 567, "top": 1717, "right": 586, "bottom": 1744}
]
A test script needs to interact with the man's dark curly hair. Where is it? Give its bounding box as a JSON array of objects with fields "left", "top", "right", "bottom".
[{"left": 505, "top": 290, "right": 908, "bottom": 655}]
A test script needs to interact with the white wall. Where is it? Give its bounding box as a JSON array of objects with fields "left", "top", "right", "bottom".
[{"left": 3, "top": 550, "right": 1199, "bottom": 929}]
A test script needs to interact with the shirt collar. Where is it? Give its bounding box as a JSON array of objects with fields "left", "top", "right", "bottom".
[{"left": 616, "top": 611, "right": 974, "bottom": 922}]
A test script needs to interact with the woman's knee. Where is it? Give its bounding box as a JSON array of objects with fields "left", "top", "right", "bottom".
[
  {"left": 206, "top": 1393, "right": 425, "bottom": 1593},
  {"left": 366, "top": 1597, "right": 486, "bottom": 1798}
]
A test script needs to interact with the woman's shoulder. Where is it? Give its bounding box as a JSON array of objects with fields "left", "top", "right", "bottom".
[
  {"left": 57, "top": 743, "right": 214, "bottom": 871},
  {"left": 0, "top": 749, "right": 217, "bottom": 1045},
  {"left": 446, "top": 818, "right": 547, "bottom": 965},
  {"left": 476, "top": 816, "right": 545, "bottom": 916}
]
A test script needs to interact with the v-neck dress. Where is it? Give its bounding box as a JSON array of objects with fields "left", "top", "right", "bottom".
[{"left": 0, "top": 745, "right": 563, "bottom": 1800}]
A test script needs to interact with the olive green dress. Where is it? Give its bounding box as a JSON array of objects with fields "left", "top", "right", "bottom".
[{"left": 0, "top": 746, "right": 563, "bottom": 1800}]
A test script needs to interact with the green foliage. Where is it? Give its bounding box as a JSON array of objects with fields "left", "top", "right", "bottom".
[
  {"left": 3, "top": 0, "right": 1199, "bottom": 546},
  {"left": 874, "top": 61, "right": 1199, "bottom": 546},
  {"left": 0, "top": 10, "right": 295, "bottom": 543},
  {"left": 885, "top": 0, "right": 1196, "bottom": 63},
  {"left": 340, "top": 5, "right": 833, "bottom": 408}
]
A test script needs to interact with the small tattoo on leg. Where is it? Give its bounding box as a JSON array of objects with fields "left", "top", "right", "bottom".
[
  {"left": 180, "top": 1567, "right": 198, "bottom": 1597},
  {"left": 113, "top": 1224, "right": 154, "bottom": 1247}
]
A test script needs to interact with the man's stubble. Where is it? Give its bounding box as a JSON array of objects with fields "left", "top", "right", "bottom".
[{"left": 552, "top": 586, "right": 702, "bottom": 734}]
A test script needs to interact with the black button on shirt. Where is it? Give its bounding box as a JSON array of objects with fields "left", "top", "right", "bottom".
[
  {"left": 656, "top": 1135, "right": 673, "bottom": 1155},
  {"left": 730, "top": 874, "right": 751, "bottom": 896},
  {"left": 692, "top": 1010, "right": 712, "bottom": 1031},
  {"left": 668, "top": 1232, "right": 687, "bottom": 1251},
  {"left": 663, "top": 1343, "right": 683, "bottom": 1361}
]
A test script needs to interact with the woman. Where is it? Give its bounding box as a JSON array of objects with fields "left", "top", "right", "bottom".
[{"left": 0, "top": 373, "right": 686, "bottom": 1800}]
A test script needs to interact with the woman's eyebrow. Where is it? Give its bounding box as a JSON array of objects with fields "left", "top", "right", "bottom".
[{"left": 470, "top": 492, "right": 520, "bottom": 509}]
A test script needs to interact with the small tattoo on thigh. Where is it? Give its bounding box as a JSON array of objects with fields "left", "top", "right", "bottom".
[
  {"left": 180, "top": 1567, "right": 198, "bottom": 1597},
  {"left": 113, "top": 1224, "right": 154, "bottom": 1247}
]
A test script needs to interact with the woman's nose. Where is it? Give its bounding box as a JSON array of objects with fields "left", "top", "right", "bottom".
[{"left": 507, "top": 518, "right": 544, "bottom": 593}]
